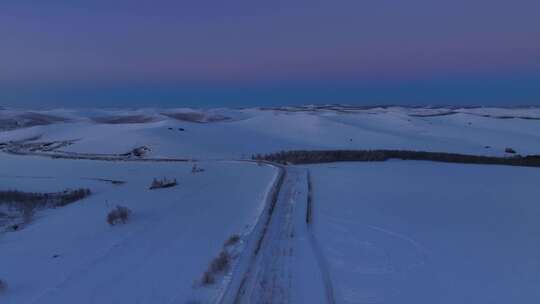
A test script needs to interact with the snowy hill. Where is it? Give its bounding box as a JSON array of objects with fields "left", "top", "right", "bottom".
[
  {"left": 1, "top": 106, "right": 539, "bottom": 303},
  {"left": 2, "top": 106, "right": 540, "bottom": 158}
]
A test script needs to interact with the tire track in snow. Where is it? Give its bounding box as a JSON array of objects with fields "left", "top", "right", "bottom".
[
  {"left": 305, "top": 170, "right": 337, "bottom": 304},
  {"left": 233, "top": 168, "right": 296, "bottom": 303},
  {"left": 365, "top": 224, "right": 429, "bottom": 270},
  {"left": 222, "top": 166, "right": 336, "bottom": 304}
]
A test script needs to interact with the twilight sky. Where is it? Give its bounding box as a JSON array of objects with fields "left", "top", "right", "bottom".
[{"left": 1, "top": 0, "right": 539, "bottom": 108}]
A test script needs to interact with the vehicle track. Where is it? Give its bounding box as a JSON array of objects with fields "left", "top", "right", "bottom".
[
  {"left": 222, "top": 166, "right": 335, "bottom": 304},
  {"left": 305, "top": 170, "right": 336, "bottom": 304},
  {"left": 232, "top": 168, "right": 296, "bottom": 304}
]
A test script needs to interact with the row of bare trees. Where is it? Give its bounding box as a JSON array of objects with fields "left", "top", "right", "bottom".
[
  {"left": 0, "top": 188, "right": 91, "bottom": 209},
  {"left": 253, "top": 150, "right": 540, "bottom": 167}
]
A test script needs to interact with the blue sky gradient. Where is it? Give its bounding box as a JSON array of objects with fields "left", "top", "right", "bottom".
[{"left": 1, "top": 0, "right": 539, "bottom": 107}]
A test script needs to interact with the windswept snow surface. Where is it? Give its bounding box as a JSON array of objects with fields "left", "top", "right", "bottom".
[
  {"left": 307, "top": 161, "right": 540, "bottom": 304},
  {"left": 0, "top": 154, "right": 276, "bottom": 304}
]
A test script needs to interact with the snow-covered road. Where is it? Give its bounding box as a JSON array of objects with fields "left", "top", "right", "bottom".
[{"left": 222, "top": 166, "right": 333, "bottom": 304}]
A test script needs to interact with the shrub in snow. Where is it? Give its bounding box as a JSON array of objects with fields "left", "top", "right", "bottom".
[
  {"left": 0, "top": 188, "right": 91, "bottom": 224},
  {"left": 199, "top": 235, "right": 241, "bottom": 286},
  {"left": 0, "top": 279, "right": 7, "bottom": 293},
  {"left": 209, "top": 251, "right": 230, "bottom": 273},
  {"left": 191, "top": 164, "right": 205, "bottom": 173},
  {"left": 22, "top": 202, "right": 36, "bottom": 224},
  {"left": 224, "top": 234, "right": 240, "bottom": 247},
  {"left": 56, "top": 188, "right": 91, "bottom": 207},
  {"left": 150, "top": 178, "right": 160, "bottom": 189},
  {"left": 0, "top": 189, "right": 90, "bottom": 207},
  {"left": 505, "top": 147, "right": 516, "bottom": 154},
  {"left": 107, "top": 205, "right": 132, "bottom": 226},
  {"left": 133, "top": 147, "right": 146, "bottom": 157},
  {"left": 200, "top": 250, "right": 231, "bottom": 286},
  {"left": 149, "top": 177, "right": 177, "bottom": 190},
  {"left": 9, "top": 224, "right": 19, "bottom": 231},
  {"left": 201, "top": 271, "right": 215, "bottom": 285}
]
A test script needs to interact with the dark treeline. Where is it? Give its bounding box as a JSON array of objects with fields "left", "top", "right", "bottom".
[
  {"left": 253, "top": 150, "right": 540, "bottom": 167},
  {"left": 0, "top": 188, "right": 91, "bottom": 208}
]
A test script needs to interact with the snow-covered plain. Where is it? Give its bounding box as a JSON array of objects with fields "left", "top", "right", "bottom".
[
  {"left": 307, "top": 161, "right": 540, "bottom": 304},
  {"left": 1, "top": 106, "right": 540, "bottom": 304},
  {"left": 0, "top": 154, "right": 276, "bottom": 303}
]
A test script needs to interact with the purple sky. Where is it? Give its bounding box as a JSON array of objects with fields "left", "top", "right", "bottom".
[{"left": 1, "top": 0, "right": 539, "bottom": 107}]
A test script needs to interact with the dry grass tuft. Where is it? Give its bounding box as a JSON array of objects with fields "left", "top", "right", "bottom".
[
  {"left": 107, "top": 205, "right": 132, "bottom": 226},
  {"left": 200, "top": 250, "right": 231, "bottom": 286},
  {"left": 224, "top": 234, "right": 241, "bottom": 247},
  {"left": 209, "top": 251, "right": 230, "bottom": 273},
  {"left": 201, "top": 271, "right": 215, "bottom": 285},
  {"left": 0, "top": 279, "right": 8, "bottom": 293}
]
